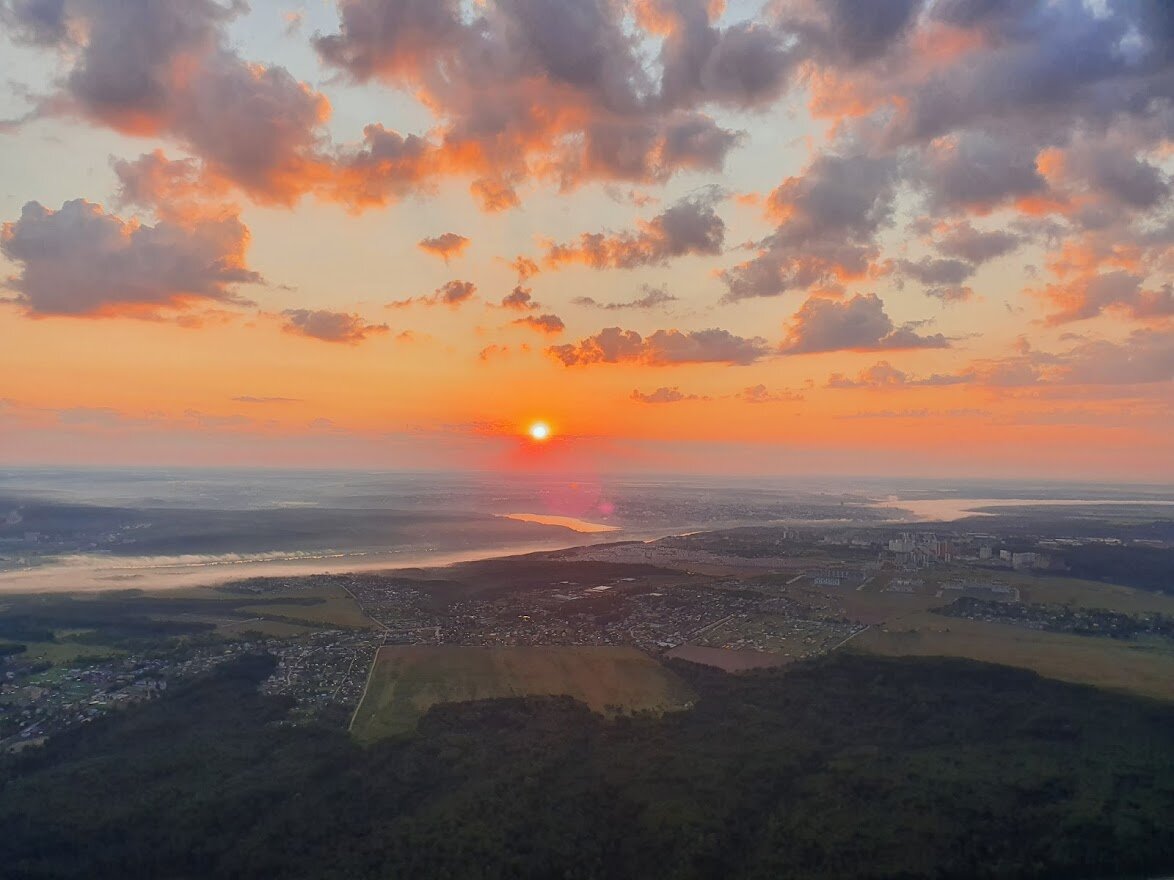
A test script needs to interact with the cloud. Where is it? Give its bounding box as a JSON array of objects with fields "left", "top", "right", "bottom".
[
  {"left": 572, "top": 285, "right": 678, "bottom": 310},
  {"left": 111, "top": 150, "right": 232, "bottom": 221},
  {"left": 512, "top": 313, "right": 565, "bottom": 335},
  {"left": 510, "top": 256, "right": 540, "bottom": 281},
  {"left": 630, "top": 386, "right": 705, "bottom": 404},
  {"left": 313, "top": 0, "right": 745, "bottom": 203},
  {"left": 281, "top": 309, "right": 389, "bottom": 344},
  {"left": 925, "top": 285, "right": 976, "bottom": 303},
  {"left": 815, "top": 0, "right": 925, "bottom": 64},
  {"left": 779, "top": 294, "right": 951, "bottom": 354},
  {"left": 720, "top": 152, "right": 898, "bottom": 301},
  {"left": 963, "top": 329, "right": 1174, "bottom": 389},
  {"left": 544, "top": 193, "right": 725, "bottom": 270},
  {"left": 549, "top": 326, "right": 769, "bottom": 366},
  {"left": 418, "top": 232, "right": 470, "bottom": 262},
  {"left": 0, "top": 199, "right": 260, "bottom": 317},
  {"left": 916, "top": 132, "right": 1047, "bottom": 212},
  {"left": 4, "top": 0, "right": 332, "bottom": 204},
  {"left": 931, "top": 220, "right": 1022, "bottom": 263},
  {"left": 501, "top": 286, "right": 538, "bottom": 311},
  {"left": 1040, "top": 272, "right": 1174, "bottom": 325},
  {"left": 643, "top": 0, "right": 798, "bottom": 109},
  {"left": 1058, "top": 329, "right": 1174, "bottom": 385},
  {"left": 736, "top": 385, "right": 804, "bottom": 403},
  {"left": 826, "top": 361, "right": 970, "bottom": 389},
  {"left": 896, "top": 257, "right": 974, "bottom": 287},
  {"left": 388, "top": 279, "right": 477, "bottom": 309}
]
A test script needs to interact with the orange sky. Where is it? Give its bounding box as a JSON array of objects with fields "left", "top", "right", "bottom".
[{"left": 0, "top": 1, "right": 1170, "bottom": 479}]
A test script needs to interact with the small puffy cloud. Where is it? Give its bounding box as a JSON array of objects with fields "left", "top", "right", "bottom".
[
  {"left": 932, "top": 221, "right": 1022, "bottom": 264},
  {"left": 737, "top": 385, "right": 804, "bottom": 403},
  {"left": 631, "top": 386, "right": 705, "bottom": 404},
  {"left": 513, "top": 313, "right": 565, "bottom": 335},
  {"left": 389, "top": 279, "right": 477, "bottom": 309},
  {"left": 780, "top": 294, "right": 951, "bottom": 354},
  {"left": 281, "top": 309, "right": 389, "bottom": 344},
  {"left": 544, "top": 193, "right": 725, "bottom": 270},
  {"left": 549, "top": 326, "right": 769, "bottom": 366},
  {"left": 826, "top": 361, "right": 969, "bottom": 389},
  {"left": 510, "top": 256, "right": 540, "bottom": 281},
  {"left": 501, "top": 286, "right": 538, "bottom": 311},
  {"left": 418, "top": 232, "right": 469, "bottom": 262},
  {"left": 0, "top": 199, "right": 260, "bottom": 317},
  {"left": 572, "top": 285, "right": 677, "bottom": 310},
  {"left": 1040, "top": 272, "right": 1174, "bottom": 325},
  {"left": 926, "top": 285, "right": 976, "bottom": 304},
  {"left": 896, "top": 257, "right": 974, "bottom": 287}
]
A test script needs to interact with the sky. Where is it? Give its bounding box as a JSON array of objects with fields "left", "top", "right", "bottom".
[{"left": 0, "top": 0, "right": 1170, "bottom": 480}]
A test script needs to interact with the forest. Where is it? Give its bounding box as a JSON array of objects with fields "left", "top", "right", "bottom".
[{"left": 2, "top": 650, "right": 1173, "bottom": 879}]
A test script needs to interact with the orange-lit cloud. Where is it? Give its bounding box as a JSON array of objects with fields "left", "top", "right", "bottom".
[
  {"left": 281, "top": 309, "right": 389, "bottom": 345},
  {"left": 1, "top": 199, "right": 260, "bottom": 317},
  {"left": 549, "top": 327, "right": 769, "bottom": 366},
  {"left": 418, "top": 232, "right": 470, "bottom": 263}
]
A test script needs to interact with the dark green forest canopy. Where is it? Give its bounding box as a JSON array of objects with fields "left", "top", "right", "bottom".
[{"left": 2, "top": 652, "right": 1172, "bottom": 880}]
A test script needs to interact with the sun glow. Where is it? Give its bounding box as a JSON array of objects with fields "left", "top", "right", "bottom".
[{"left": 528, "top": 421, "right": 551, "bottom": 441}]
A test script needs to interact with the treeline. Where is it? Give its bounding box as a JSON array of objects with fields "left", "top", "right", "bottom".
[
  {"left": 1053, "top": 544, "right": 1174, "bottom": 593},
  {"left": 1, "top": 652, "right": 1173, "bottom": 879}
]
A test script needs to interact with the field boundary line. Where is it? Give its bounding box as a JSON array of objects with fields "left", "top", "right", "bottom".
[{"left": 348, "top": 644, "right": 382, "bottom": 733}]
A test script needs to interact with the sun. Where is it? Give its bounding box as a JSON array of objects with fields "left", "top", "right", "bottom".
[{"left": 528, "top": 421, "right": 551, "bottom": 441}]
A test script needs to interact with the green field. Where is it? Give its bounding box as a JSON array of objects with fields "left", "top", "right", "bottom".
[
  {"left": 351, "top": 645, "right": 695, "bottom": 741},
  {"left": 853, "top": 611, "right": 1174, "bottom": 701}
]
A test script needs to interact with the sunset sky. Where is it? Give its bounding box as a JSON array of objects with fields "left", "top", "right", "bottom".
[{"left": 0, "top": 0, "right": 1171, "bottom": 478}]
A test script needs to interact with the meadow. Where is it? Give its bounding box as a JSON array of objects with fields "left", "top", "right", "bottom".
[{"left": 351, "top": 645, "right": 695, "bottom": 741}]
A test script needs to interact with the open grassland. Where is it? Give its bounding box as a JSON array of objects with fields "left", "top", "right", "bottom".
[
  {"left": 1012, "top": 574, "right": 1174, "bottom": 615},
  {"left": 241, "top": 595, "right": 377, "bottom": 629},
  {"left": 351, "top": 645, "right": 695, "bottom": 741},
  {"left": 17, "top": 639, "right": 124, "bottom": 665},
  {"left": 853, "top": 611, "right": 1174, "bottom": 701}
]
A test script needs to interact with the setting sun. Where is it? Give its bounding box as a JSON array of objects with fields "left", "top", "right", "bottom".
[{"left": 528, "top": 422, "right": 551, "bottom": 442}]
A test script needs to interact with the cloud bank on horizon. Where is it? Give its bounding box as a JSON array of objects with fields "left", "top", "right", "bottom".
[{"left": 0, "top": 0, "right": 1170, "bottom": 477}]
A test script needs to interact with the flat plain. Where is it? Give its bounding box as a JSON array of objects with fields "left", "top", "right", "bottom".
[{"left": 351, "top": 645, "right": 696, "bottom": 741}]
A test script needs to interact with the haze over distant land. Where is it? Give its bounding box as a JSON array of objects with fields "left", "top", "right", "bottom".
[
  {"left": 0, "top": 0, "right": 1170, "bottom": 480},
  {"left": 2, "top": 467, "right": 1171, "bottom": 593}
]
